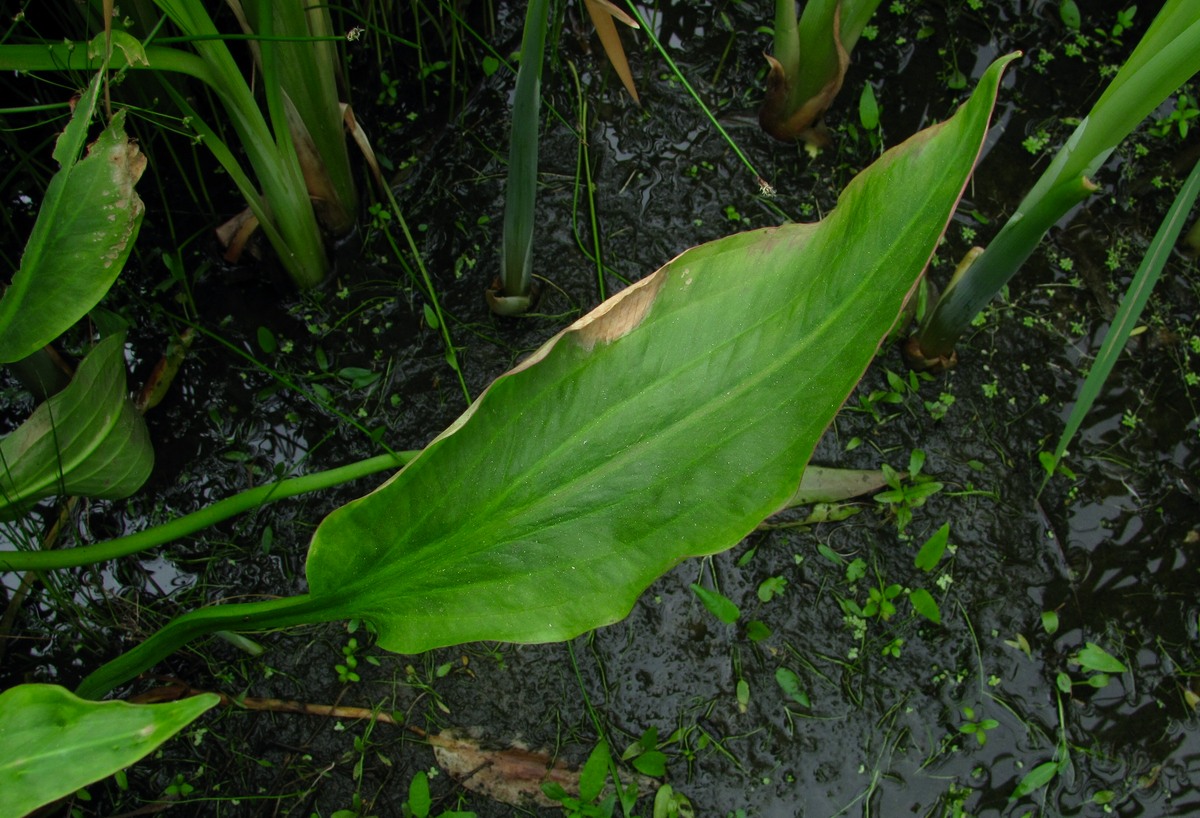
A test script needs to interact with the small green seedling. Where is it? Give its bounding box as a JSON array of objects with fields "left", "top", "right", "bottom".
[
  {"left": 880, "top": 637, "right": 904, "bottom": 658},
  {"left": 757, "top": 576, "right": 787, "bottom": 602},
  {"left": 874, "top": 450, "right": 944, "bottom": 533},
  {"left": 653, "top": 784, "right": 695, "bottom": 818},
  {"left": 336, "top": 637, "right": 361, "bottom": 684},
  {"left": 1057, "top": 642, "right": 1128, "bottom": 692},
  {"left": 400, "top": 770, "right": 476, "bottom": 818},
  {"left": 958, "top": 706, "right": 999, "bottom": 746},
  {"left": 862, "top": 581, "right": 903, "bottom": 620},
  {"left": 621, "top": 727, "right": 668, "bottom": 777},
  {"left": 1151, "top": 93, "right": 1200, "bottom": 140},
  {"left": 542, "top": 742, "right": 618, "bottom": 818}
]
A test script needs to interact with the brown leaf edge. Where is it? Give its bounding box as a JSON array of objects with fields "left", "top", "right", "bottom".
[{"left": 758, "top": 6, "right": 850, "bottom": 146}]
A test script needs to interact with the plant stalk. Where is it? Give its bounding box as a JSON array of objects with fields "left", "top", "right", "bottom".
[
  {"left": 913, "top": 175, "right": 1098, "bottom": 362},
  {"left": 0, "top": 452, "right": 414, "bottom": 573},
  {"left": 75, "top": 593, "right": 348, "bottom": 700},
  {"left": 496, "top": 0, "right": 550, "bottom": 313}
]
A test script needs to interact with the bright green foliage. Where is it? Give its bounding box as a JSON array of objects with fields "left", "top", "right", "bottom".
[
  {"left": 874, "top": 456, "right": 943, "bottom": 534},
  {"left": 958, "top": 706, "right": 999, "bottom": 746},
  {"left": 0, "top": 334, "right": 154, "bottom": 520},
  {"left": 914, "top": 0, "right": 1200, "bottom": 361},
  {"left": 405, "top": 771, "right": 432, "bottom": 818},
  {"left": 914, "top": 523, "right": 951, "bottom": 571},
  {"left": 1039, "top": 157, "right": 1200, "bottom": 489},
  {"left": 1075, "top": 642, "right": 1128, "bottom": 674},
  {"left": 908, "top": 588, "right": 941, "bottom": 624},
  {"left": 1011, "top": 755, "right": 1068, "bottom": 801},
  {"left": 75, "top": 58, "right": 1013, "bottom": 699},
  {"left": 692, "top": 584, "right": 741, "bottom": 624},
  {"left": 653, "top": 784, "right": 695, "bottom": 818},
  {"left": 542, "top": 742, "right": 616, "bottom": 817},
  {"left": 0, "top": 684, "right": 218, "bottom": 817},
  {"left": 492, "top": 0, "right": 550, "bottom": 314},
  {"left": 303, "top": 58, "right": 1013, "bottom": 655},
  {"left": 0, "top": 73, "right": 145, "bottom": 363}
]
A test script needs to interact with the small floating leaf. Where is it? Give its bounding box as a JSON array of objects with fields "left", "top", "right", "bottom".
[
  {"left": 775, "top": 668, "right": 810, "bottom": 707},
  {"left": 690, "top": 584, "right": 740, "bottom": 624},
  {"left": 909, "top": 588, "right": 941, "bottom": 624},
  {"left": 1011, "top": 758, "right": 1063, "bottom": 801},
  {"left": 914, "top": 522, "right": 951, "bottom": 571},
  {"left": 1075, "top": 642, "right": 1128, "bottom": 674}
]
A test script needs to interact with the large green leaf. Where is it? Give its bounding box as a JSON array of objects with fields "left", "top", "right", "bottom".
[
  {"left": 302, "top": 57, "right": 1017, "bottom": 654},
  {"left": 0, "top": 684, "right": 218, "bottom": 817},
  {"left": 0, "top": 334, "right": 154, "bottom": 520},
  {"left": 0, "top": 73, "right": 146, "bottom": 363}
]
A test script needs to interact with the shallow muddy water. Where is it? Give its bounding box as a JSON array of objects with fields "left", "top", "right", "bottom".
[{"left": 2, "top": 0, "right": 1197, "bottom": 816}]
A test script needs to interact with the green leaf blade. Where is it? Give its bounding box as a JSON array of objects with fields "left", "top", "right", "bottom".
[
  {"left": 1076, "top": 642, "right": 1128, "bottom": 674},
  {"left": 304, "top": 57, "right": 1017, "bottom": 654},
  {"left": 0, "top": 106, "right": 146, "bottom": 363},
  {"left": 691, "top": 584, "right": 741, "bottom": 624},
  {"left": 0, "top": 684, "right": 217, "bottom": 817},
  {"left": 0, "top": 334, "right": 154, "bottom": 519},
  {"left": 914, "top": 522, "right": 950, "bottom": 571}
]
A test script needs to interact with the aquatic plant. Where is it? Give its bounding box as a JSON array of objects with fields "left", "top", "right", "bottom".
[
  {"left": 1039, "top": 155, "right": 1200, "bottom": 488},
  {"left": 488, "top": 0, "right": 551, "bottom": 316},
  {"left": 0, "top": 73, "right": 153, "bottom": 519},
  {"left": 0, "top": 52, "right": 1016, "bottom": 809},
  {"left": 759, "top": 0, "right": 885, "bottom": 145},
  {"left": 61, "top": 55, "right": 1013, "bottom": 699},
  {"left": 908, "top": 0, "right": 1200, "bottom": 367},
  {"left": 0, "top": 0, "right": 360, "bottom": 289}
]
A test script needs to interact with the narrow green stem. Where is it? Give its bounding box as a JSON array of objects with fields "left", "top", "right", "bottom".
[
  {"left": 913, "top": 175, "right": 1097, "bottom": 360},
  {"left": 0, "top": 43, "right": 214, "bottom": 84},
  {"left": 76, "top": 592, "right": 346, "bottom": 699},
  {"left": 772, "top": 0, "right": 801, "bottom": 102},
  {"left": 792, "top": 0, "right": 837, "bottom": 109},
  {"left": 1039, "top": 155, "right": 1200, "bottom": 492},
  {"left": 379, "top": 184, "right": 471, "bottom": 404},
  {"left": 624, "top": 3, "right": 767, "bottom": 188},
  {"left": 0, "top": 452, "right": 415, "bottom": 572}
]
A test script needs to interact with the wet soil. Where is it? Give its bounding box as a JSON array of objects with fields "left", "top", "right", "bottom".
[{"left": 2, "top": 0, "right": 1198, "bottom": 816}]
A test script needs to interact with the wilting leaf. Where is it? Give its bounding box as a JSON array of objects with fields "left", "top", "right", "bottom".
[
  {"left": 0, "top": 684, "right": 217, "bottom": 817},
  {"left": 783, "top": 465, "right": 887, "bottom": 507},
  {"left": 0, "top": 73, "right": 146, "bottom": 363},
  {"left": 430, "top": 729, "right": 652, "bottom": 809},
  {"left": 583, "top": 0, "right": 641, "bottom": 104},
  {"left": 0, "top": 334, "right": 154, "bottom": 519}
]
